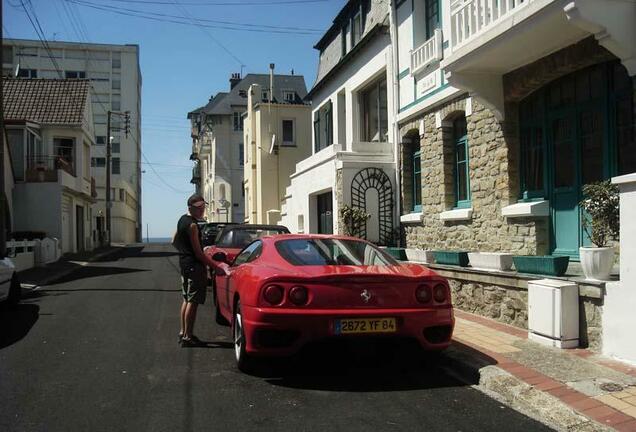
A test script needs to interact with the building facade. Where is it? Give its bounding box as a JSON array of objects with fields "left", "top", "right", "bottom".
[
  {"left": 392, "top": 0, "right": 636, "bottom": 260},
  {"left": 281, "top": 0, "right": 399, "bottom": 244},
  {"left": 2, "top": 39, "right": 143, "bottom": 244},
  {"left": 243, "top": 81, "right": 311, "bottom": 225},
  {"left": 4, "top": 79, "right": 97, "bottom": 254},
  {"left": 188, "top": 73, "right": 308, "bottom": 223}
]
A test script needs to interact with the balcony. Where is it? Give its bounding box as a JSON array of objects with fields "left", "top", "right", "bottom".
[
  {"left": 410, "top": 29, "right": 443, "bottom": 76},
  {"left": 24, "top": 156, "right": 75, "bottom": 182}
]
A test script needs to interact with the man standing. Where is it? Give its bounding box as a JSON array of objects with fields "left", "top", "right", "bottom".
[{"left": 173, "top": 194, "right": 215, "bottom": 347}]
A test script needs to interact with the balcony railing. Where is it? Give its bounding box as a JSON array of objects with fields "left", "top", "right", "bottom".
[
  {"left": 25, "top": 156, "right": 75, "bottom": 182},
  {"left": 410, "top": 28, "right": 443, "bottom": 76},
  {"left": 450, "top": 0, "right": 536, "bottom": 49}
]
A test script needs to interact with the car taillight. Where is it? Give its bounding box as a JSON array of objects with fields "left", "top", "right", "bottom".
[
  {"left": 289, "top": 286, "right": 308, "bottom": 306},
  {"left": 433, "top": 284, "right": 447, "bottom": 303},
  {"left": 263, "top": 285, "right": 284, "bottom": 305},
  {"left": 415, "top": 284, "right": 432, "bottom": 303}
]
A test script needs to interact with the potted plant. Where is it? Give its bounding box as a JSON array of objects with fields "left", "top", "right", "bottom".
[
  {"left": 579, "top": 180, "right": 619, "bottom": 281},
  {"left": 339, "top": 205, "right": 371, "bottom": 238}
]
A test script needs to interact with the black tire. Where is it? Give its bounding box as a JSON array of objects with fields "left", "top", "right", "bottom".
[
  {"left": 213, "top": 284, "right": 229, "bottom": 326},
  {"left": 7, "top": 272, "right": 20, "bottom": 308},
  {"left": 232, "top": 300, "right": 253, "bottom": 372}
]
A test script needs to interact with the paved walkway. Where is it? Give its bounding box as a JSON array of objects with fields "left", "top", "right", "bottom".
[{"left": 453, "top": 310, "right": 636, "bottom": 431}]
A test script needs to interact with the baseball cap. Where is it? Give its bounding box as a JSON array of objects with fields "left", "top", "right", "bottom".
[{"left": 187, "top": 194, "right": 206, "bottom": 208}]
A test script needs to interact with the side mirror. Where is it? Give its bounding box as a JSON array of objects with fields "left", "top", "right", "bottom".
[{"left": 212, "top": 251, "right": 228, "bottom": 264}]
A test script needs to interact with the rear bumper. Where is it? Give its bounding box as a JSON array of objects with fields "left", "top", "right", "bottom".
[{"left": 241, "top": 305, "right": 455, "bottom": 356}]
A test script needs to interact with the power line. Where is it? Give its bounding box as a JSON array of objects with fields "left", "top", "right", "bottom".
[
  {"left": 67, "top": 0, "right": 323, "bottom": 33},
  {"left": 19, "top": 0, "right": 64, "bottom": 78},
  {"left": 100, "top": 0, "right": 332, "bottom": 5},
  {"left": 142, "top": 150, "right": 193, "bottom": 193}
]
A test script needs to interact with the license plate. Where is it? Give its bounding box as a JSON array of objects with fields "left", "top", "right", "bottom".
[{"left": 334, "top": 318, "right": 396, "bottom": 335}]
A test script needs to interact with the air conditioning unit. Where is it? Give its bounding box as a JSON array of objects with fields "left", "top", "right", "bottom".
[{"left": 528, "top": 279, "right": 579, "bottom": 349}]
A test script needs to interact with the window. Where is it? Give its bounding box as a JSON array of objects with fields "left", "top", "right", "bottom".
[
  {"left": 91, "top": 157, "right": 106, "bottom": 168},
  {"left": 239, "top": 143, "right": 244, "bottom": 166},
  {"left": 519, "top": 93, "right": 545, "bottom": 199},
  {"left": 412, "top": 150, "right": 422, "bottom": 212},
  {"left": 112, "top": 52, "right": 121, "bottom": 69},
  {"left": 119, "top": 189, "right": 125, "bottom": 201},
  {"left": 2, "top": 46, "right": 13, "bottom": 63},
  {"left": 351, "top": 11, "right": 362, "bottom": 46},
  {"left": 360, "top": 78, "right": 388, "bottom": 142},
  {"left": 94, "top": 114, "right": 107, "bottom": 125},
  {"left": 233, "top": 112, "right": 243, "bottom": 131},
  {"left": 65, "top": 50, "right": 86, "bottom": 60},
  {"left": 17, "top": 69, "right": 37, "bottom": 78},
  {"left": 112, "top": 157, "right": 121, "bottom": 174},
  {"left": 17, "top": 47, "right": 38, "bottom": 57},
  {"left": 89, "top": 72, "right": 110, "bottom": 82},
  {"left": 282, "top": 119, "right": 295, "bottom": 146},
  {"left": 314, "top": 101, "right": 333, "bottom": 152},
  {"left": 275, "top": 238, "right": 398, "bottom": 267},
  {"left": 65, "top": 71, "right": 86, "bottom": 79},
  {"left": 112, "top": 141, "right": 121, "bottom": 153},
  {"left": 112, "top": 79, "right": 121, "bottom": 90},
  {"left": 261, "top": 90, "right": 270, "bottom": 102},
  {"left": 233, "top": 241, "right": 263, "bottom": 266},
  {"left": 96, "top": 136, "right": 106, "bottom": 146},
  {"left": 111, "top": 95, "right": 121, "bottom": 111},
  {"left": 238, "top": 89, "right": 247, "bottom": 97},
  {"left": 54, "top": 138, "right": 75, "bottom": 173},
  {"left": 425, "top": 0, "right": 440, "bottom": 39},
  {"left": 341, "top": 22, "right": 349, "bottom": 56},
  {"left": 283, "top": 90, "right": 295, "bottom": 102},
  {"left": 453, "top": 116, "right": 470, "bottom": 207}
]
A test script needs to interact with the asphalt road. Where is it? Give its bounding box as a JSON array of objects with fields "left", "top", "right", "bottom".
[{"left": 0, "top": 244, "right": 553, "bottom": 432}]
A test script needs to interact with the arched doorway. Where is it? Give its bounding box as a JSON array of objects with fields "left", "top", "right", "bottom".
[
  {"left": 518, "top": 61, "right": 635, "bottom": 258},
  {"left": 351, "top": 168, "right": 393, "bottom": 244}
]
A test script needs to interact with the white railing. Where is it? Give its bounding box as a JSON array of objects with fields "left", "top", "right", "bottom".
[
  {"left": 450, "top": 0, "right": 536, "bottom": 49},
  {"left": 410, "top": 29, "right": 443, "bottom": 76}
]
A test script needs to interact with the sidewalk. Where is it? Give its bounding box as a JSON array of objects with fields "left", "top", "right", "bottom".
[
  {"left": 17, "top": 246, "right": 125, "bottom": 288},
  {"left": 447, "top": 309, "right": 636, "bottom": 431}
]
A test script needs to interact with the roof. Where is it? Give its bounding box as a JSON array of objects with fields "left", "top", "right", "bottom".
[
  {"left": 3, "top": 78, "right": 91, "bottom": 126},
  {"left": 202, "top": 74, "right": 308, "bottom": 116},
  {"left": 186, "top": 105, "right": 205, "bottom": 119},
  {"left": 314, "top": 0, "right": 363, "bottom": 51}
]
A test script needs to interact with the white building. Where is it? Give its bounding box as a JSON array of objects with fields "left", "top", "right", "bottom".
[
  {"left": 4, "top": 79, "right": 96, "bottom": 254},
  {"left": 188, "top": 73, "right": 308, "bottom": 223},
  {"left": 281, "top": 0, "right": 398, "bottom": 245},
  {"left": 2, "top": 39, "right": 142, "bottom": 244}
]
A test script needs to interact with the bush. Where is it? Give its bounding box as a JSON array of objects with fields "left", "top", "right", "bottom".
[
  {"left": 10, "top": 231, "right": 47, "bottom": 241},
  {"left": 339, "top": 205, "right": 370, "bottom": 237},
  {"left": 579, "top": 180, "right": 619, "bottom": 247}
]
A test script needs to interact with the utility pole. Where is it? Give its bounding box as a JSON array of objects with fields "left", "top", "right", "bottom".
[
  {"left": 105, "top": 110, "right": 130, "bottom": 247},
  {"left": 0, "top": 3, "right": 6, "bottom": 259},
  {"left": 106, "top": 111, "right": 112, "bottom": 246},
  {"left": 146, "top": 223, "right": 149, "bottom": 243}
]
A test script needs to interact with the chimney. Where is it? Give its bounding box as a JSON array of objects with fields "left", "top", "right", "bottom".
[
  {"left": 269, "top": 63, "right": 275, "bottom": 103},
  {"left": 229, "top": 72, "right": 241, "bottom": 89}
]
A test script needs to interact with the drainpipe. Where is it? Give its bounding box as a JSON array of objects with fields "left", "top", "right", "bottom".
[{"left": 388, "top": 0, "right": 402, "bottom": 247}]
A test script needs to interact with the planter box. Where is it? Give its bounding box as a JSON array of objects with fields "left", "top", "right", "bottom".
[
  {"left": 383, "top": 247, "right": 407, "bottom": 261},
  {"left": 433, "top": 251, "right": 469, "bottom": 267},
  {"left": 513, "top": 255, "right": 570, "bottom": 277},
  {"left": 405, "top": 249, "right": 435, "bottom": 264},
  {"left": 468, "top": 252, "right": 513, "bottom": 271}
]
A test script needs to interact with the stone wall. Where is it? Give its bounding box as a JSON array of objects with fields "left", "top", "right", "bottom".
[
  {"left": 400, "top": 96, "right": 546, "bottom": 255},
  {"left": 447, "top": 275, "right": 603, "bottom": 351}
]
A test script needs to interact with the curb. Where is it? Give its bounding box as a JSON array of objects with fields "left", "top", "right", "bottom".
[
  {"left": 21, "top": 246, "right": 125, "bottom": 290},
  {"left": 442, "top": 344, "right": 613, "bottom": 432}
]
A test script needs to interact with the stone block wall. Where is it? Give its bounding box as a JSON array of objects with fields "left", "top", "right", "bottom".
[
  {"left": 399, "top": 96, "right": 546, "bottom": 255},
  {"left": 448, "top": 276, "right": 603, "bottom": 351}
]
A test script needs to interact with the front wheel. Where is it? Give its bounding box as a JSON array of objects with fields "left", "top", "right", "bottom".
[{"left": 233, "top": 300, "right": 253, "bottom": 372}]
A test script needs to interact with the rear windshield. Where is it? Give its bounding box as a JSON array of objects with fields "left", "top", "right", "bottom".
[
  {"left": 275, "top": 238, "right": 398, "bottom": 266},
  {"left": 216, "top": 228, "right": 289, "bottom": 249}
]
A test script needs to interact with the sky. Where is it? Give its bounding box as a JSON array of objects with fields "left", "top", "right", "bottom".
[{"left": 2, "top": 0, "right": 343, "bottom": 238}]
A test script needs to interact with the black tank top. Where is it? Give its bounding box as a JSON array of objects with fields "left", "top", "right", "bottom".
[{"left": 173, "top": 214, "right": 201, "bottom": 268}]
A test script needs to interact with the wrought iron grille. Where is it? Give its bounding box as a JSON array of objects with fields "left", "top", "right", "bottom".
[{"left": 350, "top": 167, "right": 393, "bottom": 244}]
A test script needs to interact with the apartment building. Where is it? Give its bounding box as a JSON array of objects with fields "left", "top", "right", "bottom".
[
  {"left": 243, "top": 79, "right": 311, "bottom": 225},
  {"left": 188, "top": 73, "right": 308, "bottom": 223},
  {"left": 2, "top": 39, "right": 142, "bottom": 243},
  {"left": 281, "top": 0, "right": 398, "bottom": 244},
  {"left": 392, "top": 0, "right": 635, "bottom": 260}
]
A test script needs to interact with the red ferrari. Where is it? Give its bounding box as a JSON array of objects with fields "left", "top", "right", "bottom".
[{"left": 210, "top": 234, "right": 454, "bottom": 371}]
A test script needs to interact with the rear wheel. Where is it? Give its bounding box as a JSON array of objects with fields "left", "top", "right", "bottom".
[{"left": 233, "top": 300, "right": 253, "bottom": 372}]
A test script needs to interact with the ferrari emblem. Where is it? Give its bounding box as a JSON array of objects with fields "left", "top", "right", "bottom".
[{"left": 361, "top": 289, "right": 371, "bottom": 303}]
